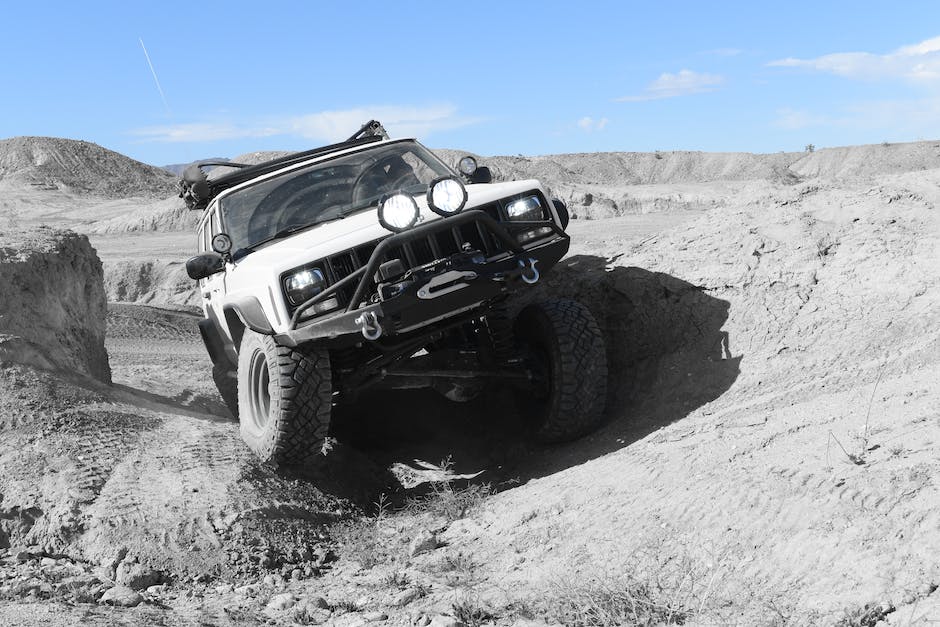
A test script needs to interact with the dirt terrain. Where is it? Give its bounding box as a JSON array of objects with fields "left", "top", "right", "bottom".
[{"left": 0, "top": 137, "right": 938, "bottom": 625}]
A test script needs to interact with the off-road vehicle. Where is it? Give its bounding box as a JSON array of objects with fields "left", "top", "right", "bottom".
[{"left": 182, "top": 121, "right": 607, "bottom": 465}]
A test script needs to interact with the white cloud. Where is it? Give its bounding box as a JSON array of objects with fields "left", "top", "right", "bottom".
[
  {"left": 577, "top": 116, "right": 609, "bottom": 132},
  {"left": 774, "top": 98, "right": 940, "bottom": 134},
  {"left": 290, "top": 105, "right": 476, "bottom": 142},
  {"left": 773, "top": 108, "right": 829, "bottom": 130},
  {"left": 768, "top": 35, "right": 940, "bottom": 83},
  {"left": 131, "top": 104, "right": 477, "bottom": 143},
  {"left": 131, "top": 122, "right": 280, "bottom": 143},
  {"left": 617, "top": 69, "right": 725, "bottom": 102}
]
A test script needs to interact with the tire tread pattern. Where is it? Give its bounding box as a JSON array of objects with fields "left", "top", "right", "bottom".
[
  {"left": 517, "top": 299, "right": 608, "bottom": 442},
  {"left": 237, "top": 331, "right": 331, "bottom": 466}
]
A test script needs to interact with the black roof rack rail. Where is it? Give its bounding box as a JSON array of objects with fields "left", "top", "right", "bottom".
[{"left": 178, "top": 120, "right": 389, "bottom": 211}]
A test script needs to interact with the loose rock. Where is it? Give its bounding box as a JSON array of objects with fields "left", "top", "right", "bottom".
[
  {"left": 116, "top": 562, "right": 161, "bottom": 590},
  {"left": 266, "top": 592, "right": 297, "bottom": 611},
  {"left": 99, "top": 585, "right": 143, "bottom": 607},
  {"left": 391, "top": 587, "right": 423, "bottom": 607},
  {"left": 408, "top": 530, "right": 439, "bottom": 557}
]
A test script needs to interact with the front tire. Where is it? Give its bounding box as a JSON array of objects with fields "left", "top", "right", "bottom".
[
  {"left": 514, "top": 299, "right": 607, "bottom": 442},
  {"left": 236, "top": 330, "right": 332, "bottom": 465}
]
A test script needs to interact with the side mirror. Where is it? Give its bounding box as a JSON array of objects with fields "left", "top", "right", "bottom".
[
  {"left": 186, "top": 253, "right": 225, "bottom": 280},
  {"left": 470, "top": 166, "right": 492, "bottom": 184}
]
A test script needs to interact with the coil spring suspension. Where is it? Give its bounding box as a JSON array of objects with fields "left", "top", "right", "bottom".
[
  {"left": 485, "top": 305, "right": 516, "bottom": 365},
  {"left": 331, "top": 347, "right": 359, "bottom": 375}
]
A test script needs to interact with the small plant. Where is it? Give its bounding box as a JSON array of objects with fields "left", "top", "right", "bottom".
[
  {"left": 833, "top": 602, "right": 893, "bottom": 626},
  {"left": 329, "top": 493, "right": 392, "bottom": 569},
  {"left": 452, "top": 597, "right": 497, "bottom": 627},
  {"left": 424, "top": 552, "right": 478, "bottom": 588},
  {"left": 382, "top": 571, "right": 411, "bottom": 590},
  {"left": 330, "top": 598, "right": 360, "bottom": 614},
  {"left": 805, "top": 143, "right": 816, "bottom": 152}
]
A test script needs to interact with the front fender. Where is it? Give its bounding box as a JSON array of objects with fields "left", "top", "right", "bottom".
[{"left": 223, "top": 296, "right": 275, "bottom": 350}]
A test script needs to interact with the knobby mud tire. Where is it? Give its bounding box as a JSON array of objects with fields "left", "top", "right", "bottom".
[
  {"left": 514, "top": 299, "right": 608, "bottom": 442},
  {"left": 212, "top": 365, "right": 239, "bottom": 421},
  {"left": 236, "top": 330, "right": 332, "bottom": 465}
]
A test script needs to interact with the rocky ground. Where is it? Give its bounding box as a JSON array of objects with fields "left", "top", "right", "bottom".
[{"left": 0, "top": 138, "right": 938, "bottom": 625}]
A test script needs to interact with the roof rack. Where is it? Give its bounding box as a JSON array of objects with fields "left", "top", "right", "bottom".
[{"left": 178, "top": 120, "right": 389, "bottom": 211}]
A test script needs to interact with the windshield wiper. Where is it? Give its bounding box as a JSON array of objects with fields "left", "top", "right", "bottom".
[{"left": 246, "top": 221, "right": 323, "bottom": 251}]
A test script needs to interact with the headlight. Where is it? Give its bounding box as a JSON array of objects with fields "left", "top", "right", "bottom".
[
  {"left": 284, "top": 267, "right": 326, "bottom": 306},
  {"left": 426, "top": 176, "right": 468, "bottom": 216},
  {"left": 378, "top": 193, "right": 419, "bottom": 232},
  {"left": 505, "top": 195, "right": 545, "bottom": 221},
  {"left": 457, "top": 156, "right": 478, "bottom": 176}
]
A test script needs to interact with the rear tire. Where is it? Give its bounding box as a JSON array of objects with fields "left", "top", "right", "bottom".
[
  {"left": 514, "top": 299, "right": 607, "bottom": 442},
  {"left": 236, "top": 330, "right": 332, "bottom": 465}
]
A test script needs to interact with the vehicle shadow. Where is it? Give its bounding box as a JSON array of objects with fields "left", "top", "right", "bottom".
[{"left": 331, "top": 253, "right": 741, "bottom": 491}]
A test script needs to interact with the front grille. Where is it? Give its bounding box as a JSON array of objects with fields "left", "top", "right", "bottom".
[{"left": 302, "top": 192, "right": 549, "bottom": 313}]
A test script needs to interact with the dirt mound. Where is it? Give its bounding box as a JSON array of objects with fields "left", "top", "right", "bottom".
[
  {"left": 0, "top": 227, "right": 110, "bottom": 382},
  {"left": 103, "top": 260, "right": 199, "bottom": 310},
  {"left": 88, "top": 197, "right": 198, "bottom": 234},
  {"left": 791, "top": 140, "right": 940, "bottom": 180},
  {"left": 443, "top": 168, "right": 940, "bottom": 623},
  {"left": 437, "top": 140, "right": 940, "bottom": 221},
  {"left": 0, "top": 137, "right": 175, "bottom": 199}
]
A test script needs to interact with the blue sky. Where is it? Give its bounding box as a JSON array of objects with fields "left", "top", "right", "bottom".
[{"left": 2, "top": 1, "right": 939, "bottom": 165}]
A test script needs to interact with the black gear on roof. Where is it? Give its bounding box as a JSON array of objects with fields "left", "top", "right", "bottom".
[{"left": 178, "top": 120, "right": 389, "bottom": 211}]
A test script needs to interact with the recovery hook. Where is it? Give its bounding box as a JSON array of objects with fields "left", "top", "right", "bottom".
[
  {"left": 355, "top": 310, "right": 383, "bottom": 341},
  {"left": 520, "top": 258, "right": 540, "bottom": 284}
]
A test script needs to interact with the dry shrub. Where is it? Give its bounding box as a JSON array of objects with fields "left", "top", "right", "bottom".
[
  {"left": 516, "top": 540, "right": 727, "bottom": 627},
  {"left": 451, "top": 596, "right": 497, "bottom": 627},
  {"left": 328, "top": 494, "right": 393, "bottom": 569}
]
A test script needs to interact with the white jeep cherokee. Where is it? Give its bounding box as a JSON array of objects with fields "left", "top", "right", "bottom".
[{"left": 181, "top": 121, "right": 607, "bottom": 465}]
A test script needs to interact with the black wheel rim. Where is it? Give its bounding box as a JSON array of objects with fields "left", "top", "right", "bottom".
[{"left": 247, "top": 348, "right": 271, "bottom": 430}]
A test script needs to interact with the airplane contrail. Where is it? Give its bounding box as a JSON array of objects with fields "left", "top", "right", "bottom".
[{"left": 139, "top": 37, "right": 171, "bottom": 117}]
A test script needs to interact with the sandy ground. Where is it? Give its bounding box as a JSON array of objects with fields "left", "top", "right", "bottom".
[{"left": 0, "top": 139, "right": 938, "bottom": 626}]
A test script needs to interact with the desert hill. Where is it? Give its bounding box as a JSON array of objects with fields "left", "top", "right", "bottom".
[
  {"left": 0, "top": 137, "right": 175, "bottom": 199},
  {"left": 160, "top": 158, "right": 229, "bottom": 176}
]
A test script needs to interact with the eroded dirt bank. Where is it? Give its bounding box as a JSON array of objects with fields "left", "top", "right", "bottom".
[{"left": 0, "top": 227, "right": 110, "bottom": 382}]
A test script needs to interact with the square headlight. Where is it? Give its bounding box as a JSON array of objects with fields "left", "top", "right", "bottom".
[{"left": 505, "top": 195, "right": 544, "bottom": 221}]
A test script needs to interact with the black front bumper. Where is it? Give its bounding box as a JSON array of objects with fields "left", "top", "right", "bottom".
[{"left": 275, "top": 210, "right": 569, "bottom": 347}]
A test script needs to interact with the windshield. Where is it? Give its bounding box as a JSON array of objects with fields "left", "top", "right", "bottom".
[{"left": 219, "top": 141, "right": 453, "bottom": 250}]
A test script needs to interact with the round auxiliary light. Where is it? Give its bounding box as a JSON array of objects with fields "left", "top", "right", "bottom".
[
  {"left": 457, "top": 156, "right": 478, "bottom": 176},
  {"left": 427, "top": 176, "right": 468, "bottom": 216},
  {"left": 211, "top": 232, "right": 233, "bottom": 255},
  {"left": 377, "top": 193, "right": 420, "bottom": 232}
]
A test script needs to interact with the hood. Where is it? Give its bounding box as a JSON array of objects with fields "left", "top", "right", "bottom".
[{"left": 232, "top": 179, "right": 544, "bottom": 274}]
